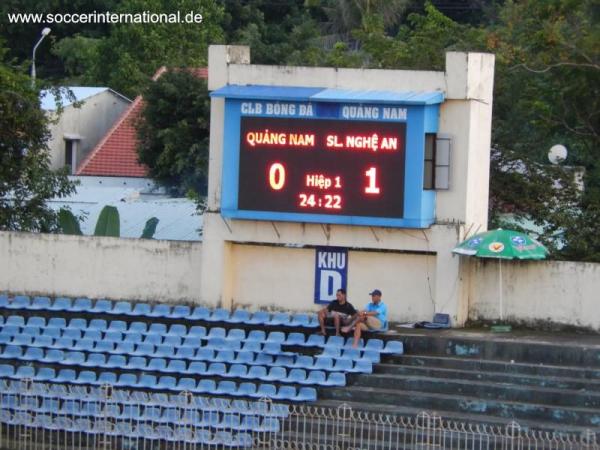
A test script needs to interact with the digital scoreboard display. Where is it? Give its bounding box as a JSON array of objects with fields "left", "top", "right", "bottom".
[{"left": 238, "top": 117, "right": 406, "bottom": 219}]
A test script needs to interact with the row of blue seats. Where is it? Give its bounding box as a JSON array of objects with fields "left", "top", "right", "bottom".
[
  {"left": 0, "top": 342, "right": 372, "bottom": 372},
  {"left": 1, "top": 295, "right": 318, "bottom": 327},
  {"left": 0, "top": 412, "right": 255, "bottom": 447},
  {"left": 1, "top": 317, "right": 402, "bottom": 353},
  {"left": 0, "top": 365, "right": 317, "bottom": 402},
  {"left": 0, "top": 348, "right": 347, "bottom": 386},
  {"left": 1, "top": 396, "right": 281, "bottom": 432},
  {"left": 0, "top": 379, "right": 289, "bottom": 417}
]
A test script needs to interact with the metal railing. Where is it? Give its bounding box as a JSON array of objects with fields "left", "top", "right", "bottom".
[{"left": 0, "top": 379, "right": 598, "bottom": 450}]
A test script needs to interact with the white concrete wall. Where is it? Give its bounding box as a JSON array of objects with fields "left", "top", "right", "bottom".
[
  {"left": 47, "top": 91, "right": 130, "bottom": 171},
  {"left": 229, "top": 243, "right": 436, "bottom": 322},
  {"left": 468, "top": 259, "right": 600, "bottom": 331},
  {"left": 0, "top": 231, "right": 203, "bottom": 305}
]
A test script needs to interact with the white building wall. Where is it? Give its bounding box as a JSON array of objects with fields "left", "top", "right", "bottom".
[
  {"left": 0, "top": 231, "right": 202, "bottom": 304},
  {"left": 468, "top": 259, "right": 600, "bottom": 331},
  {"left": 47, "top": 91, "right": 130, "bottom": 171}
]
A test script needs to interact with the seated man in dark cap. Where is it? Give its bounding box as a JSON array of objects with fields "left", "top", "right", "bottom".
[{"left": 342, "top": 289, "right": 387, "bottom": 348}]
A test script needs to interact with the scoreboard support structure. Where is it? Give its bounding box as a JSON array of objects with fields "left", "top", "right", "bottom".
[{"left": 202, "top": 45, "right": 495, "bottom": 327}]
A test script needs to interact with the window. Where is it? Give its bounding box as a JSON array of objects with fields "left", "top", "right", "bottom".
[
  {"left": 64, "top": 139, "right": 76, "bottom": 174},
  {"left": 423, "top": 134, "right": 451, "bottom": 190}
]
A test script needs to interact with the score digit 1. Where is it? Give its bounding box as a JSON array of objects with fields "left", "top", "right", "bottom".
[
  {"left": 269, "top": 162, "right": 286, "bottom": 191},
  {"left": 364, "top": 167, "right": 380, "bottom": 194}
]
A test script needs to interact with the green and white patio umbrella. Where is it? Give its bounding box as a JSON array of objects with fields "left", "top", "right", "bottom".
[{"left": 453, "top": 228, "right": 548, "bottom": 321}]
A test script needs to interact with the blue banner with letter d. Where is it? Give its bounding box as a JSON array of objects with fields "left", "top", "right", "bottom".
[{"left": 314, "top": 247, "right": 348, "bottom": 304}]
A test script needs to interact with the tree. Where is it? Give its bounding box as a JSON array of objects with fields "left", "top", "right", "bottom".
[
  {"left": 136, "top": 70, "right": 210, "bottom": 199},
  {"left": 0, "top": 41, "right": 76, "bottom": 232}
]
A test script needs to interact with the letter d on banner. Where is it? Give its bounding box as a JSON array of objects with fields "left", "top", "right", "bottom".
[{"left": 315, "top": 247, "right": 348, "bottom": 304}]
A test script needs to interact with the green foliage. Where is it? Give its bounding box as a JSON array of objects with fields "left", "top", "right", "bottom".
[
  {"left": 58, "top": 209, "right": 83, "bottom": 235},
  {"left": 0, "top": 41, "right": 76, "bottom": 232},
  {"left": 93, "top": 205, "right": 120, "bottom": 237},
  {"left": 90, "top": 0, "right": 224, "bottom": 98},
  {"left": 141, "top": 217, "right": 159, "bottom": 239},
  {"left": 136, "top": 70, "right": 210, "bottom": 197}
]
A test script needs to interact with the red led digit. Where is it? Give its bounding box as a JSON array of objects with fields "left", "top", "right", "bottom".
[
  {"left": 364, "top": 167, "right": 380, "bottom": 194},
  {"left": 268, "top": 162, "right": 286, "bottom": 190}
]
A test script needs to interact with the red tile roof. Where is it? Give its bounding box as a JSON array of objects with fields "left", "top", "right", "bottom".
[{"left": 77, "top": 66, "right": 207, "bottom": 178}]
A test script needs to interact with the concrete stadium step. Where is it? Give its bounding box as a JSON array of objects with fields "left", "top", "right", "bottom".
[
  {"left": 387, "top": 354, "right": 600, "bottom": 379},
  {"left": 374, "top": 363, "right": 600, "bottom": 392},
  {"left": 348, "top": 373, "right": 600, "bottom": 409},
  {"left": 318, "top": 385, "right": 600, "bottom": 428},
  {"left": 389, "top": 329, "right": 600, "bottom": 367},
  {"left": 313, "top": 399, "right": 600, "bottom": 436}
]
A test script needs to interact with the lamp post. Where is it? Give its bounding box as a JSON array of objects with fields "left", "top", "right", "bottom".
[{"left": 31, "top": 27, "right": 51, "bottom": 88}]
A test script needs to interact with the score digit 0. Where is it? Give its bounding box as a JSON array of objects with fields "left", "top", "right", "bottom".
[{"left": 269, "top": 162, "right": 286, "bottom": 191}]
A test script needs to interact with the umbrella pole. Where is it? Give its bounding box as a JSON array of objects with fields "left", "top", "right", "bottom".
[{"left": 499, "top": 259, "right": 503, "bottom": 321}]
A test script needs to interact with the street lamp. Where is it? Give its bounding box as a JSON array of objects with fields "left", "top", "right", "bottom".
[{"left": 31, "top": 27, "right": 51, "bottom": 88}]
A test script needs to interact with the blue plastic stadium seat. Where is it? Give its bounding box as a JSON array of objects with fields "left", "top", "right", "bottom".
[
  {"left": 289, "top": 355, "right": 315, "bottom": 369},
  {"left": 6, "top": 295, "right": 30, "bottom": 310},
  {"left": 89, "top": 299, "right": 113, "bottom": 314},
  {"left": 266, "top": 312, "right": 291, "bottom": 326},
  {"left": 352, "top": 360, "right": 373, "bottom": 374},
  {"left": 318, "top": 346, "right": 342, "bottom": 359},
  {"left": 5, "top": 315, "right": 25, "bottom": 327},
  {"left": 227, "top": 309, "right": 251, "bottom": 324},
  {"left": 89, "top": 319, "right": 108, "bottom": 332},
  {"left": 247, "top": 311, "right": 270, "bottom": 325},
  {"left": 143, "top": 334, "right": 163, "bottom": 345},
  {"left": 55, "top": 369, "right": 76, "bottom": 383},
  {"left": 165, "top": 324, "right": 187, "bottom": 337},
  {"left": 273, "top": 354, "right": 294, "bottom": 366},
  {"left": 28, "top": 296, "right": 50, "bottom": 311},
  {"left": 254, "top": 353, "right": 274, "bottom": 366},
  {"left": 382, "top": 340, "right": 404, "bottom": 354},
  {"left": 105, "top": 355, "right": 126, "bottom": 368},
  {"left": 325, "top": 335, "right": 345, "bottom": 348},
  {"left": 297, "top": 387, "right": 317, "bottom": 402},
  {"left": 365, "top": 338, "right": 384, "bottom": 352},
  {"left": 162, "top": 335, "right": 182, "bottom": 347},
  {"left": 113, "top": 342, "right": 135, "bottom": 355},
  {"left": 11, "top": 335, "right": 33, "bottom": 346},
  {"left": 287, "top": 368, "right": 307, "bottom": 384},
  {"left": 227, "top": 364, "right": 248, "bottom": 378},
  {"left": 0, "top": 294, "right": 7, "bottom": 308},
  {"left": 343, "top": 337, "right": 364, "bottom": 349},
  {"left": 325, "top": 372, "right": 346, "bottom": 386},
  {"left": 154, "top": 344, "right": 175, "bottom": 358},
  {"left": 127, "top": 302, "right": 152, "bottom": 317},
  {"left": 107, "top": 320, "right": 128, "bottom": 332},
  {"left": 304, "top": 370, "right": 326, "bottom": 386},
  {"left": 259, "top": 417, "right": 281, "bottom": 432},
  {"left": 13, "top": 365, "right": 36, "bottom": 380},
  {"left": 0, "top": 363, "right": 15, "bottom": 378},
  {"left": 131, "top": 343, "right": 154, "bottom": 357},
  {"left": 174, "top": 377, "right": 197, "bottom": 392},
  {"left": 214, "top": 350, "right": 235, "bottom": 362},
  {"left": 262, "top": 366, "right": 287, "bottom": 382},
  {"left": 83, "top": 353, "right": 107, "bottom": 368},
  {"left": 127, "top": 321, "right": 148, "bottom": 334},
  {"left": 137, "top": 374, "right": 157, "bottom": 389},
  {"left": 73, "top": 370, "right": 97, "bottom": 385},
  {"left": 197, "top": 379, "right": 216, "bottom": 394},
  {"left": 186, "top": 325, "right": 206, "bottom": 338},
  {"left": 21, "top": 326, "right": 41, "bottom": 337},
  {"left": 21, "top": 346, "right": 44, "bottom": 362},
  {"left": 109, "top": 301, "right": 133, "bottom": 315},
  {"left": 226, "top": 328, "right": 246, "bottom": 342},
  {"left": 72, "top": 338, "right": 95, "bottom": 352},
  {"left": 71, "top": 297, "right": 92, "bottom": 312},
  {"left": 266, "top": 331, "right": 286, "bottom": 344},
  {"left": 49, "top": 297, "right": 72, "bottom": 311},
  {"left": 253, "top": 383, "right": 276, "bottom": 398},
  {"left": 232, "top": 351, "right": 254, "bottom": 365},
  {"left": 332, "top": 358, "right": 353, "bottom": 372},
  {"left": 314, "top": 357, "right": 334, "bottom": 371},
  {"left": 104, "top": 331, "right": 124, "bottom": 343},
  {"left": 46, "top": 317, "right": 66, "bottom": 329},
  {"left": 274, "top": 385, "right": 297, "bottom": 401},
  {"left": 206, "top": 327, "right": 226, "bottom": 340},
  {"left": 186, "top": 361, "right": 207, "bottom": 375},
  {"left": 148, "top": 323, "right": 167, "bottom": 336},
  {"left": 148, "top": 304, "right": 171, "bottom": 318},
  {"left": 264, "top": 342, "right": 284, "bottom": 355},
  {"left": 194, "top": 348, "right": 214, "bottom": 362},
  {"left": 62, "top": 351, "right": 85, "bottom": 366},
  {"left": 362, "top": 349, "right": 381, "bottom": 363},
  {"left": 206, "top": 362, "right": 227, "bottom": 376},
  {"left": 244, "top": 330, "right": 265, "bottom": 344},
  {"left": 148, "top": 358, "right": 167, "bottom": 372},
  {"left": 65, "top": 318, "right": 86, "bottom": 330},
  {"left": 189, "top": 306, "right": 210, "bottom": 320},
  {"left": 162, "top": 359, "right": 187, "bottom": 373},
  {"left": 27, "top": 336, "right": 50, "bottom": 349},
  {"left": 35, "top": 367, "right": 56, "bottom": 381},
  {"left": 157, "top": 376, "right": 177, "bottom": 390},
  {"left": 170, "top": 305, "right": 191, "bottom": 319},
  {"left": 48, "top": 336, "right": 71, "bottom": 349},
  {"left": 114, "top": 373, "right": 137, "bottom": 387},
  {"left": 0, "top": 325, "right": 20, "bottom": 337},
  {"left": 174, "top": 346, "right": 194, "bottom": 359},
  {"left": 285, "top": 332, "right": 306, "bottom": 346},
  {"left": 63, "top": 328, "right": 82, "bottom": 340},
  {"left": 41, "top": 349, "right": 65, "bottom": 363},
  {"left": 214, "top": 380, "right": 237, "bottom": 395},
  {"left": 0, "top": 345, "right": 23, "bottom": 360},
  {"left": 305, "top": 334, "right": 326, "bottom": 347},
  {"left": 241, "top": 365, "right": 264, "bottom": 381},
  {"left": 341, "top": 348, "right": 361, "bottom": 361},
  {"left": 289, "top": 313, "right": 311, "bottom": 327},
  {"left": 206, "top": 308, "right": 231, "bottom": 323}
]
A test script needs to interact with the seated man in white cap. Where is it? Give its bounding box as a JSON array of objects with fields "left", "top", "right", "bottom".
[{"left": 342, "top": 289, "right": 387, "bottom": 348}]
